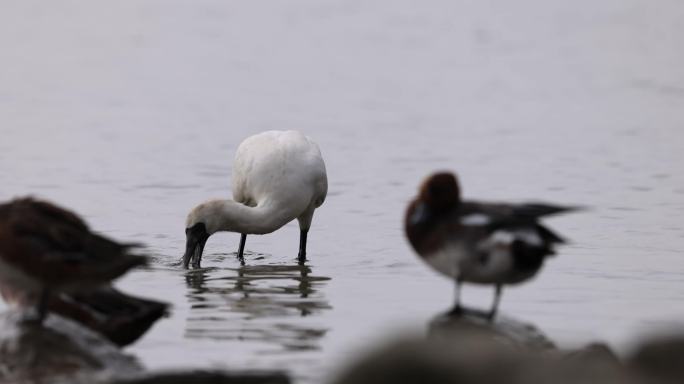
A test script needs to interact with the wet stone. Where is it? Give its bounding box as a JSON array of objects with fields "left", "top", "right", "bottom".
[
  {"left": 628, "top": 334, "right": 684, "bottom": 384},
  {"left": 428, "top": 309, "right": 557, "bottom": 351},
  {"left": 332, "top": 313, "right": 654, "bottom": 384},
  {"left": 106, "top": 370, "right": 291, "bottom": 384},
  {"left": 0, "top": 311, "right": 142, "bottom": 384}
]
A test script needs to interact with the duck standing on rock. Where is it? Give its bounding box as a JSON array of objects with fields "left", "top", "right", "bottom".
[
  {"left": 405, "top": 172, "right": 580, "bottom": 320},
  {"left": 184, "top": 130, "right": 328, "bottom": 268},
  {"left": 0, "top": 198, "right": 148, "bottom": 325}
]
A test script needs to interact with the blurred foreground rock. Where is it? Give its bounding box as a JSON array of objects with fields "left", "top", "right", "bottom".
[
  {"left": 429, "top": 309, "right": 556, "bottom": 351},
  {"left": 0, "top": 311, "right": 292, "bottom": 384},
  {"left": 628, "top": 334, "right": 684, "bottom": 384},
  {"left": 0, "top": 311, "right": 142, "bottom": 384},
  {"left": 6, "top": 305, "right": 684, "bottom": 384},
  {"left": 107, "top": 370, "right": 291, "bottom": 384},
  {"left": 332, "top": 312, "right": 645, "bottom": 384}
]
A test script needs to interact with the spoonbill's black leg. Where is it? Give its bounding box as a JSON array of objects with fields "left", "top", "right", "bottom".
[
  {"left": 447, "top": 278, "right": 463, "bottom": 316},
  {"left": 487, "top": 284, "right": 503, "bottom": 321},
  {"left": 297, "top": 230, "right": 308, "bottom": 264},
  {"left": 191, "top": 239, "right": 207, "bottom": 269},
  {"left": 237, "top": 233, "right": 247, "bottom": 265}
]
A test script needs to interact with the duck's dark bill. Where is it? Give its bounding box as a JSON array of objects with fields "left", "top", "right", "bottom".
[{"left": 183, "top": 223, "right": 209, "bottom": 268}]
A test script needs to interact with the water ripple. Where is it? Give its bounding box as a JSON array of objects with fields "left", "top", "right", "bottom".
[{"left": 184, "top": 263, "right": 331, "bottom": 353}]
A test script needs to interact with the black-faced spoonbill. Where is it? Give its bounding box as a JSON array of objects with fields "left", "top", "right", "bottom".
[{"left": 184, "top": 130, "right": 328, "bottom": 268}]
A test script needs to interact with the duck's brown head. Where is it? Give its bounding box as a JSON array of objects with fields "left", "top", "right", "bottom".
[
  {"left": 419, "top": 172, "right": 461, "bottom": 211},
  {"left": 405, "top": 172, "right": 461, "bottom": 255}
]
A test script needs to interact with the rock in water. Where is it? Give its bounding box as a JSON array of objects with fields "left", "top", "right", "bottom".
[
  {"left": 629, "top": 334, "right": 684, "bottom": 384},
  {"left": 0, "top": 311, "right": 142, "bottom": 384},
  {"left": 332, "top": 312, "right": 643, "bottom": 384},
  {"left": 428, "top": 309, "right": 556, "bottom": 351},
  {"left": 330, "top": 334, "right": 526, "bottom": 384},
  {"left": 107, "top": 370, "right": 291, "bottom": 384}
]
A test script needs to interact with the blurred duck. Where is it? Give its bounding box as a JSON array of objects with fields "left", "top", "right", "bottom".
[
  {"left": 184, "top": 130, "right": 328, "bottom": 268},
  {"left": 405, "top": 172, "right": 580, "bottom": 320},
  {"left": 0, "top": 197, "right": 147, "bottom": 325}
]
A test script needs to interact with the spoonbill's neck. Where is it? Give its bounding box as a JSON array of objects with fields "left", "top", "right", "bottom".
[{"left": 212, "top": 199, "right": 293, "bottom": 235}]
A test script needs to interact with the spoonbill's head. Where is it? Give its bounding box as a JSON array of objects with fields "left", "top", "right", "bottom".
[{"left": 183, "top": 202, "right": 219, "bottom": 268}]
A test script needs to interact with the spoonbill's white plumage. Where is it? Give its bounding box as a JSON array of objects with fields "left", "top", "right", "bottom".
[{"left": 184, "top": 130, "right": 328, "bottom": 268}]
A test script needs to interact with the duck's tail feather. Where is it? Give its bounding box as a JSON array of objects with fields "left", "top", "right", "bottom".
[{"left": 513, "top": 203, "right": 585, "bottom": 218}]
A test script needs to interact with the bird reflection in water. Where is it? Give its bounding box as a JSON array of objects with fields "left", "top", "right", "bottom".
[{"left": 184, "top": 255, "right": 331, "bottom": 353}]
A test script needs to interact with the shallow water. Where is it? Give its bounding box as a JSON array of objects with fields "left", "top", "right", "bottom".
[{"left": 1, "top": 0, "right": 683, "bottom": 382}]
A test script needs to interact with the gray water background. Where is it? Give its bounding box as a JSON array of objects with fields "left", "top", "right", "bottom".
[{"left": 1, "top": 1, "right": 683, "bottom": 383}]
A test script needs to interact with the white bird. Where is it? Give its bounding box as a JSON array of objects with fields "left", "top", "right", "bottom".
[{"left": 183, "top": 130, "right": 328, "bottom": 269}]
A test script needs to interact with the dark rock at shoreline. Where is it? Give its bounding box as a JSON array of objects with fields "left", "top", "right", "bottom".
[
  {"left": 0, "top": 311, "right": 142, "bottom": 384},
  {"left": 429, "top": 309, "right": 556, "bottom": 351},
  {"left": 330, "top": 335, "right": 523, "bottom": 384},
  {"left": 0, "top": 311, "right": 292, "bottom": 384},
  {"left": 629, "top": 334, "right": 684, "bottom": 384},
  {"left": 332, "top": 312, "right": 645, "bottom": 384},
  {"left": 106, "top": 370, "right": 291, "bottom": 384},
  {"left": 331, "top": 336, "right": 638, "bottom": 384}
]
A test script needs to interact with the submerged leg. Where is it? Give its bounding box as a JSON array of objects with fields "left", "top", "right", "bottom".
[
  {"left": 297, "top": 230, "right": 308, "bottom": 264},
  {"left": 487, "top": 284, "right": 503, "bottom": 321},
  {"left": 237, "top": 234, "right": 247, "bottom": 265},
  {"left": 447, "top": 278, "right": 463, "bottom": 316}
]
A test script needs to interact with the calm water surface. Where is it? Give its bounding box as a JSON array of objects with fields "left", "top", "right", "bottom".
[{"left": 1, "top": 1, "right": 683, "bottom": 382}]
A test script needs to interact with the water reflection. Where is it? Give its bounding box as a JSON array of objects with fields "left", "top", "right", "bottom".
[{"left": 184, "top": 258, "right": 331, "bottom": 353}]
